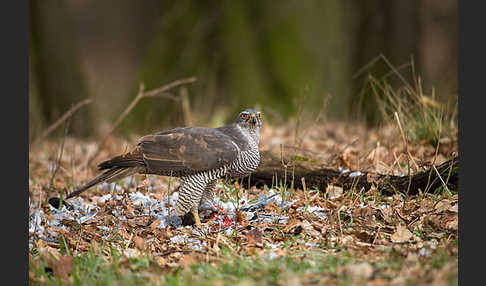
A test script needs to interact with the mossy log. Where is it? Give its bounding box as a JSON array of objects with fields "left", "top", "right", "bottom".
[{"left": 242, "top": 151, "right": 458, "bottom": 196}]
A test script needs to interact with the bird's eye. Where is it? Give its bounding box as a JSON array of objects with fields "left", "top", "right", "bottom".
[{"left": 241, "top": 113, "right": 248, "bottom": 119}]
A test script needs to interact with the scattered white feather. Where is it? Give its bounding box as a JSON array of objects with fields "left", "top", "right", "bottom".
[{"left": 349, "top": 171, "right": 363, "bottom": 177}]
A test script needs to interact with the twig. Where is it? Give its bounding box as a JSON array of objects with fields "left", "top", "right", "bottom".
[
  {"left": 280, "top": 144, "right": 288, "bottom": 207},
  {"left": 432, "top": 165, "right": 451, "bottom": 196},
  {"left": 180, "top": 86, "right": 193, "bottom": 126},
  {"left": 48, "top": 117, "right": 71, "bottom": 190},
  {"left": 294, "top": 86, "right": 308, "bottom": 148},
  {"left": 167, "top": 171, "right": 173, "bottom": 226},
  {"left": 328, "top": 137, "right": 360, "bottom": 163},
  {"left": 337, "top": 208, "right": 344, "bottom": 237},
  {"left": 30, "top": 98, "right": 93, "bottom": 148},
  {"left": 143, "top": 77, "right": 196, "bottom": 98},
  {"left": 93, "top": 83, "right": 145, "bottom": 160},
  {"left": 87, "top": 77, "right": 197, "bottom": 166}
]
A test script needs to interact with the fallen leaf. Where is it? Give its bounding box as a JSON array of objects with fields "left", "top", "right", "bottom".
[
  {"left": 341, "top": 235, "right": 355, "bottom": 246},
  {"left": 448, "top": 204, "right": 458, "bottom": 213},
  {"left": 265, "top": 201, "right": 281, "bottom": 213},
  {"left": 283, "top": 218, "right": 303, "bottom": 234},
  {"left": 424, "top": 214, "right": 442, "bottom": 230},
  {"left": 149, "top": 219, "right": 161, "bottom": 230},
  {"left": 235, "top": 209, "right": 246, "bottom": 222},
  {"left": 346, "top": 262, "right": 374, "bottom": 280},
  {"left": 133, "top": 235, "right": 146, "bottom": 250},
  {"left": 327, "top": 185, "right": 343, "bottom": 200},
  {"left": 444, "top": 216, "right": 458, "bottom": 230},
  {"left": 52, "top": 255, "right": 73, "bottom": 279},
  {"left": 246, "top": 229, "right": 263, "bottom": 245},
  {"left": 391, "top": 225, "right": 413, "bottom": 243},
  {"left": 434, "top": 200, "right": 451, "bottom": 212},
  {"left": 180, "top": 253, "right": 196, "bottom": 268},
  {"left": 301, "top": 220, "right": 320, "bottom": 237},
  {"left": 353, "top": 230, "right": 375, "bottom": 243},
  {"left": 156, "top": 256, "right": 166, "bottom": 267},
  {"left": 123, "top": 248, "right": 141, "bottom": 258}
]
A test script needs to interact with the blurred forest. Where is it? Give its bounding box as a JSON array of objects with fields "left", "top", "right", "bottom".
[{"left": 29, "top": 0, "right": 457, "bottom": 141}]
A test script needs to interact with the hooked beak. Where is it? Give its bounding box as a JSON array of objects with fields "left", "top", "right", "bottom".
[{"left": 250, "top": 114, "right": 257, "bottom": 124}]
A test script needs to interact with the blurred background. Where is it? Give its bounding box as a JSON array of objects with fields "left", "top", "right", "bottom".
[{"left": 29, "top": 0, "right": 457, "bottom": 141}]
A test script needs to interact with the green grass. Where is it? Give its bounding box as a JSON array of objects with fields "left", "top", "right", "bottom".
[
  {"left": 31, "top": 244, "right": 153, "bottom": 285},
  {"left": 31, "top": 241, "right": 458, "bottom": 286},
  {"left": 30, "top": 243, "right": 355, "bottom": 285}
]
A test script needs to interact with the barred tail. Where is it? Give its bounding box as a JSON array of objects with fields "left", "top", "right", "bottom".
[
  {"left": 65, "top": 166, "right": 139, "bottom": 199},
  {"left": 49, "top": 147, "right": 145, "bottom": 209}
]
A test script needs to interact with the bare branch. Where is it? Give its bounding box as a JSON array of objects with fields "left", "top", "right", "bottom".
[
  {"left": 143, "top": 77, "right": 197, "bottom": 98},
  {"left": 30, "top": 98, "right": 93, "bottom": 148},
  {"left": 86, "top": 77, "right": 197, "bottom": 166}
]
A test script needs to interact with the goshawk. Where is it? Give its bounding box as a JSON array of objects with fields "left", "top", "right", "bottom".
[{"left": 49, "top": 109, "right": 263, "bottom": 226}]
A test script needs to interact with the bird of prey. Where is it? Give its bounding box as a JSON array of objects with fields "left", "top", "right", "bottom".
[{"left": 49, "top": 109, "right": 263, "bottom": 227}]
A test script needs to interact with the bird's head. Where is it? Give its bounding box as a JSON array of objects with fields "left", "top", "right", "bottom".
[{"left": 236, "top": 109, "right": 263, "bottom": 130}]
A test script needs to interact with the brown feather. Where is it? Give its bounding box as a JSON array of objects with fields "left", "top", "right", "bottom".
[
  {"left": 97, "top": 146, "right": 145, "bottom": 170},
  {"left": 139, "top": 126, "right": 239, "bottom": 174}
]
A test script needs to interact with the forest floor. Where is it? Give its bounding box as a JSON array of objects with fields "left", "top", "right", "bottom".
[{"left": 29, "top": 119, "right": 458, "bottom": 285}]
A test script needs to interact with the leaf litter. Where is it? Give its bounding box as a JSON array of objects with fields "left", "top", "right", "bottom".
[{"left": 29, "top": 121, "right": 458, "bottom": 285}]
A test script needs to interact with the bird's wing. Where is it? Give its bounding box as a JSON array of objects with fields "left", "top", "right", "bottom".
[{"left": 138, "top": 126, "right": 240, "bottom": 173}]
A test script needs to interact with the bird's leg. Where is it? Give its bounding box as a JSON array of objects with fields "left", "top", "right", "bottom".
[
  {"left": 190, "top": 205, "right": 202, "bottom": 227},
  {"left": 174, "top": 174, "right": 211, "bottom": 227},
  {"left": 198, "top": 180, "right": 218, "bottom": 213}
]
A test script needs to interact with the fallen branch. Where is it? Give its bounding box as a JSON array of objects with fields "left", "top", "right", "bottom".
[
  {"left": 242, "top": 151, "right": 458, "bottom": 196},
  {"left": 30, "top": 98, "right": 93, "bottom": 148}
]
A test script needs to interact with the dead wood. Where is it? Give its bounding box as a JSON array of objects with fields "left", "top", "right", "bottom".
[
  {"left": 242, "top": 151, "right": 458, "bottom": 196},
  {"left": 86, "top": 77, "right": 197, "bottom": 166},
  {"left": 30, "top": 98, "right": 93, "bottom": 148}
]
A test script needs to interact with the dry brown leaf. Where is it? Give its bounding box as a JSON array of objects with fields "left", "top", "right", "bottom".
[
  {"left": 342, "top": 147, "right": 359, "bottom": 169},
  {"left": 156, "top": 256, "right": 166, "bottom": 267},
  {"left": 341, "top": 235, "right": 355, "bottom": 246},
  {"left": 326, "top": 185, "right": 343, "bottom": 200},
  {"left": 149, "top": 219, "right": 161, "bottom": 230},
  {"left": 133, "top": 235, "right": 146, "bottom": 250},
  {"left": 123, "top": 248, "right": 141, "bottom": 258},
  {"left": 37, "top": 244, "right": 60, "bottom": 261},
  {"left": 419, "top": 198, "right": 435, "bottom": 213},
  {"left": 301, "top": 220, "right": 320, "bottom": 237},
  {"left": 310, "top": 221, "right": 325, "bottom": 232},
  {"left": 346, "top": 262, "right": 374, "bottom": 280},
  {"left": 52, "top": 255, "right": 73, "bottom": 279},
  {"left": 283, "top": 218, "right": 302, "bottom": 233},
  {"left": 246, "top": 229, "right": 263, "bottom": 245},
  {"left": 424, "top": 214, "right": 442, "bottom": 230},
  {"left": 353, "top": 230, "right": 375, "bottom": 243},
  {"left": 180, "top": 253, "right": 196, "bottom": 268},
  {"left": 434, "top": 200, "right": 451, "bottom": 213},
  {"left": 265, "top": 201, "right": 281, "bottom": 213},
  {"left": 391, "top": 225, "right": 413, "bottom": 243},
  {"left": 444, "top": 216, "right": 458, "bottom": 230},
  {"left": 235, "top": 209, "right": 246, "bottom": 222},
  {"left": 119, "top": 228, "right": 131, "bottom": 240},
  {"left": 448, "top": 204, "right": 458, "bottom": 213}
]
